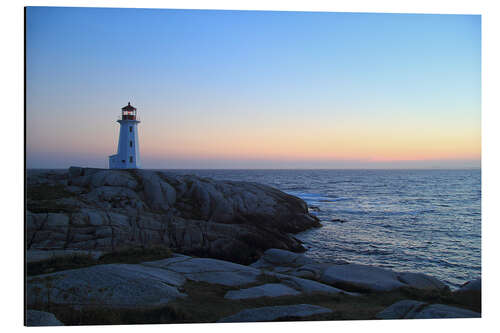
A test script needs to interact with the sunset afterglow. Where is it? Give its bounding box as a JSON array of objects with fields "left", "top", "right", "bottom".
[{"left": 26, "top": 8, "right": 481, "bottom": 169}]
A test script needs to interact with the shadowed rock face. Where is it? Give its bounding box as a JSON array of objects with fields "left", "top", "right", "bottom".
[
  {"left": 217, "top": 304, "right": 333, "bottom": 322},
  {"left": 375, "top": 300, "right": 480, "bottom": 319},
  {"left": 458, "top": 278, "right": 481, "bottom": 292},
  {"left": 26, "top": 167, "right": 320, "bottom": 264}
]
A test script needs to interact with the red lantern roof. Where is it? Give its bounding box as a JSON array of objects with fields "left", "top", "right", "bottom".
[{"left": 121, "top": 102, "right": 136, "bottom": 111}]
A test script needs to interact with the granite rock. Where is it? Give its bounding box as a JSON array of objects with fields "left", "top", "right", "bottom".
[
  {"left": 27, "top": 168, "right": 320, "bottom": 264},
  {"left": 26, "top": 263, "right": 186, "bottom": 309},
  {"left": 225, "top": 283, "right": 301, "bottom": 300},
  {"left": 320, "top": 263, "right": 447, "bottom": 292},
  {"left": 376, "top": 300, "right": 480, "bottom": 319},
  {"left": 144, "top": 256, "right": 262, "bottom": 287}
]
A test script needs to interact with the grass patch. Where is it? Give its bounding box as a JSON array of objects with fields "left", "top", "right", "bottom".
[
  {"left": 27, "top": 201, "right": 79, "bottom": 214},
  {"left": 34, "top": 282, "right": 404, "bottom": 325},
  {"left": 27, "top": 184, "right": 79, "bottom": 214},
  {"left": 157, "top": 284, "right": 477, "bottom": 323},
  {"left": 27, "top": 184, "right": 74, "bottom": 201},
  {"left": 29, "top": 303, "right": 185, "bottom": 326},
  {"left": 99, "top": 245, "right": 172, "bottom": 264},
  {"left": 27, "top": 245, "right": 172, "bottom": 276},
  {"left": 27, "top": 253, "right": 97, "bottom": 276}
]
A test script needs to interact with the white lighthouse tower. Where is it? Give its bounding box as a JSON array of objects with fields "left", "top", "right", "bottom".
[{"left": 109, "top": 102, "right": 141, "bottom": 169}]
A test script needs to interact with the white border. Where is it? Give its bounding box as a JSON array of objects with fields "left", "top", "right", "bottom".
[{"left": 2, "top": 0, "right": 499, "bottom": 332}]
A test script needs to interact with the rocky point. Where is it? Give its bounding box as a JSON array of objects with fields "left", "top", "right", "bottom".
[{"left": 27, "top": 167, "right": 320, "bottom": 264}]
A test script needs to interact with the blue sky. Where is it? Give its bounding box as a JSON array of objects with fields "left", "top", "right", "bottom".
[{"left": 26, "top": 7, "right": 481, "bottom": 169}]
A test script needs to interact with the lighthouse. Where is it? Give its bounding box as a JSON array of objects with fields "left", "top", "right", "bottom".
[{"left": 109, "top": 102, "right": 141, "bottom": 169}]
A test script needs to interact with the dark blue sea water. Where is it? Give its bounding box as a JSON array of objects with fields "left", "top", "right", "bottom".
[{"left": 168, "top": 169, "right": 481, "bottom": 288}]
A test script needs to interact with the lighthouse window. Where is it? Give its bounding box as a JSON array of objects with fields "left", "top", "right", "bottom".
[
  {"left": 129, "top": 126, "right": 132, "bottom": 132},
  {"left": 130, "top": 141, "right": 133, "bottom": 147},
  {"left": 130, "top": 156, "right": 133, "bottom": 163}
]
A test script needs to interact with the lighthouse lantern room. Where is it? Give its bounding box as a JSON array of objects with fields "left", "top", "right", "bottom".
[{"left": 109, "top": 102, "right": 141, "bottom": 169}]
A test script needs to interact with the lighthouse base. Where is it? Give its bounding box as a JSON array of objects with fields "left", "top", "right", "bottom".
[{"left": 109, "top": 154, "right": 137, "bottom": 169}]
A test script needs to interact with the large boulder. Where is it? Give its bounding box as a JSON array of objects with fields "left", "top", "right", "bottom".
[
  {"left": 26, "top": 263, "right": 186, "bottom": 309},
  {"left": 319, "top": 264, "right": 446, "bottom": 292},
  {"left": 321, "top": 264, "right": 406, "bottom": 292},
  {"left": 396, "top": 272, "right": 447, "bottom": 290},
  {"left": 144, "top": 256, "right": 262, "bottom": 287},
  {"left": 274, "top": 273, "right": 357, "bottom": 296}
]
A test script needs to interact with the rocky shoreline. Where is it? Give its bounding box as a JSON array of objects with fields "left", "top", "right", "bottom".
[
  {"left": 25, "top": 168, "right": 481, "bottom": 326},
  {"left": 27, "top": 167, "right": 320, "bottom": 264}
]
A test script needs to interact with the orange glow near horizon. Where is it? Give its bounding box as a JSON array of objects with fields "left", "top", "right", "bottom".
[
  {"left": 27, "top": 104, "right": 480, "bottom": 167},
  {"left": 136, "top": 111, "right": 480, "bottom": 164}
]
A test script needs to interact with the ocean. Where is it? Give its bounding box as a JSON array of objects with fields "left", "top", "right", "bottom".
[{"left": 167, "top": 169, "right": 481, "bottom": 288}]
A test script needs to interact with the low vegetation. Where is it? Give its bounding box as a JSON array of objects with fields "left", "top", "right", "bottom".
[
  {"left": 26, "top": 245, "right": 172, "bottom": 276},
  {"left": 27, "top": 184, "right": 79, "bottom": 213},
  {"left": 27, "top": 276, "right": 481, "bottom": 325},
  {"left": 27, "top": 184, "right": 73, "bottom": 201}
]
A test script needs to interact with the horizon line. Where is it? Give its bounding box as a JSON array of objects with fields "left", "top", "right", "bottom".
[{"left": 27, "top": 167, "right": 482, "bottom": 171}]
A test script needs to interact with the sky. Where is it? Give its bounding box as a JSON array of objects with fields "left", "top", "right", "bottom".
[{"left": 26, "top": 7, "right": 481, "bottom": 169}]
